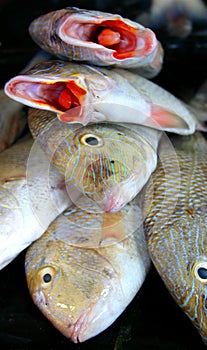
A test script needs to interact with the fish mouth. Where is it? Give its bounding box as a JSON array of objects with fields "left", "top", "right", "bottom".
[
  {"left": 5, "top": 76, "right": 90, "bottom": 123},
  {"left": 67, "top": 304, "right": 94, "bottom": 343},
  {"left": 58, "top": 14, "right": 157, "bottom": 60}
]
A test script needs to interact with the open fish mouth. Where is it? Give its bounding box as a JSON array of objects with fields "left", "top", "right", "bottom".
[
  {"left": 4, "top": 75, "right": 89, "bottom": 123},
  {"left": 57, "top": 13, "right": 157, "bottom": 60}
]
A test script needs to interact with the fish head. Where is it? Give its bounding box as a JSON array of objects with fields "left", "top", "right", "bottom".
[
  {"left": 191, "top": 257, "right": 207, "bottom": 344},
  {"left": 48, "top": 122, "right": 157, "bottom": 212},
  {"left": 148, "top": 211, "right": 207, "bottom": 345},
  {"left": 25, "top": 233, "right": 126, "bottom": 343},
  {"left": 4, "top": 60, "right": 114, "bottom": 125},
  {"left": 28, "top": 7, "right": 162, "bottom": 73}
]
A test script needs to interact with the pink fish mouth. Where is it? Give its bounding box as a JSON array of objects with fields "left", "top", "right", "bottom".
[
  {"left": 67, "top": 306, "right": 94, "bottom": 343},
  {"left": 5, "top": 77, "right": 89, "bottom": 123},
  {"left": 59, "top": 15, "right": 157, "bottom": 60}
]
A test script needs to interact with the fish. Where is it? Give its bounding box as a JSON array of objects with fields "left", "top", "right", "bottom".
[
  {"left": 28, "top": 107, "right": 160, "bottom": 213},
  {"left": 0, "top": 135, "right": 71, "bottom": 269},
  {"left": 25, "top": 196, "right": 151, "bottom": 342},
  {"left": 0, "top": 50, "right": 52, "bottom": 152},
  {"left": 4, "top": 60, "right": 198, "bottom": 135},
  {"left": 28, "top": 7, "right": 163, "bottom": 78},
  {"left": 142, "top": 131, "right": 207, "bottom": 345}
]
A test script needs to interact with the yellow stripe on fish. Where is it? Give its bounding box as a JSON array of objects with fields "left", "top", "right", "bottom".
[
  {"left": 28, "top": 108, "right": 160, "bottom": 213},
  {"left": 143, "top": 131, "right": 207, "bottom": 345},
  {"left": 4, "top": 60, "right": 198, "bottom": 134},
  {"left": 25, "top": 196, "right": 151, "bottom": 342},
  {"left": 28, "top": 7, "right": 163, "bottom": 78}
]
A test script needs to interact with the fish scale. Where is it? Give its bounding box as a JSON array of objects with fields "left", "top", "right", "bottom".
[{"left": 143, "top": 131, "right": 207, "bottom": 345}]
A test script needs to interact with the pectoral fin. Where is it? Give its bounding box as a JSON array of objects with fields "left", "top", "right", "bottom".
[{"left": 145, "top": 104, "right": 190, "bottom": 132}]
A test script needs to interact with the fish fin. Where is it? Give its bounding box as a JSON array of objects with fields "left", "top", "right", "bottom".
[
  {"left": 100, "top": 212, "right": 127, "bottom": 245},
  {"left": 146, "top": 104, "right": 189, "bottom": 131}
]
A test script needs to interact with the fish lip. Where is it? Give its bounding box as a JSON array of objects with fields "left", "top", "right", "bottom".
[{"left": 67, "top": 304, "right": 94, "bottom": 343}]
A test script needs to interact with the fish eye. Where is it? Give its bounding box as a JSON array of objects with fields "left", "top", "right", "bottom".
[
  {"left": 43, "top": 273, "right": 52, "bottom": 283},
  {"left": 193, "top": 261, "right": 207, "bottom": 282},
  {"left": 81, "top": 133, "right": 103, "bottom": 147},
  {"left": 38, "top": 266, "right": 56, "bottom": 288}
]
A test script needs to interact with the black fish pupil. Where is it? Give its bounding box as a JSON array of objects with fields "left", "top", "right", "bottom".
[
  {"left": 43, "top": 273, "right": 52, "bottom": 283},
  {"left": 85, "top": 136, "right": 99, "bottom": 146},
  {"left": 197, "top": 267, "right": 207, "bottom": 280}
]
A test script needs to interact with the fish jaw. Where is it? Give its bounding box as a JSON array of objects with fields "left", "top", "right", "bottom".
[{"left": 104, "top": 157, "right": 157, "bottom": 213}]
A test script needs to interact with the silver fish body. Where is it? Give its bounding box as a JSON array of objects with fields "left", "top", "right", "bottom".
[
  {"left": 28, "top": 7, "right": 163, "bottom": 78},
  {"left": 25, "top": 196, "right": 151, "bottom": 342},
  {"left": 0, "top": 136, "right": 70, "bottom": 269},
  {"left": 4, "top": 60, "right": 197, "bottom": 135},
  {"left": 143, "top": 131, "right": 207, "bottom": 345}
]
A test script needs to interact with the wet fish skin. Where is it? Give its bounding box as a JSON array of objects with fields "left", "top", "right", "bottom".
[
  {"left": 0, "top": 136, "right": 70, "bottom": 269},
  {"left": 4, "top": 60, "right": 197, "bottom": 135},
  {"left": 28, "top": 107, "right": 160, "bottom": 213},
  {"left": 143, "top": 131, "right": 207, "bottom": 345},
  {"left": 28, "top": 7, "right": 163, "bottom": 78},
  {"left": 25, "top": 197, "right": 151, "bottom": 342}
]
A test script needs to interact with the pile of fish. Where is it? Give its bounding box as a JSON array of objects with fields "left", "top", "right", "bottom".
[{"left": 2, "top": 6, "right": 207, "bottom": 346}]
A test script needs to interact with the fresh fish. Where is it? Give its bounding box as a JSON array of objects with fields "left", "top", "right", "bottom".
[
  {"left": 4, "top": 60, "right": 198, "bottom": 135},
  {"left": 25, "top": 196, "right": 151, "bottom": 342},
  {"left": 28, "top": 7, "right": 163, "bottom": 78},
  {"left": 142, "top": 131, "right": 207, "bottom": 345},
  {"left": 0, "top": 50, "right": 52, "bottom": 152},
  {"left": 0, "top": 135, "right": 71, "bottom": 269},
  {"left": 28, "top": 108, "right": 160, "bottom": 213}
]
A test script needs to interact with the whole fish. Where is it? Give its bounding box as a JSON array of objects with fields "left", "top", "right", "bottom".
[
  {"left": 142, "top": 131, "right": 207, "bottom": 345},
  {"left": 25, "top": 196, "right": 151, "bottom": 342},
  {"left": 0, "top": 135, "right": 71, "bottom": 269},
  {"left": 0, "top": 50, "right": 52, "bottom": 152},
  {"left": 28, "top": 7, "right": 163, "bottom": 78},
  {"left": 28, "top": 108, "right": 160, "bottom": 213},
  {"left": 4, "top": 60, "right": 197, "bottom": 135}
]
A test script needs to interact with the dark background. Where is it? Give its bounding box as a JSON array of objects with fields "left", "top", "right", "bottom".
[{"left": 0, "top": 1, "right": 207, "bottom": 349}]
